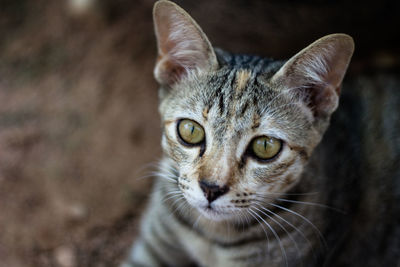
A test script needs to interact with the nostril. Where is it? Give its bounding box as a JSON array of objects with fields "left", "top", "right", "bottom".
[{"left": 199, "top": 180, "right": 229, "bottom": 203}]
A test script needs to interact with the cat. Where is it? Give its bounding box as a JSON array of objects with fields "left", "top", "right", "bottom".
[{"left": 121, "top": 1, "right": 400, "bottom": 266}]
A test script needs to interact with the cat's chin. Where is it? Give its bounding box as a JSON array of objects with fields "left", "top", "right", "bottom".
[{"left": 197, "top": 206, "right": 236, "bottom": 222}]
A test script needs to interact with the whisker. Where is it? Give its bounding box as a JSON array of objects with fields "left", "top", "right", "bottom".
[
  {"left": 162, "top": 190, "right": 182, "bottom": 199},
  {"left": 163, "top": 189, "right": 182, "bottom": 195},
  {"left": 239, "top": 209, "right": 250, "bottom": 234},
  {"left": 242, "top": 209, "right": 251, "bottom": 226},
  {"left": 276, "top": 198, "right": 345, "bottom": 214},
  {"left": 136, "top": 173, "right": 157, "bottom": 181},
  {"left": 133, "top": 161, "right": 160, "bottom": 178},
  {"left": 156, "top": 172, "right": 178, "bottom": 183},
  {"left": 261, "top": 192, "right": 320, "bottom": 196},
  {"left": 225, "top": 218, "right": 231, "bottom": 240},
  {"left": 169, "top": 196, "right": 187, "bottom": 215},
  {"left": 242, "top": 208, "right": 264, "bottom": 263},
  {"left": 243, "top": 209, "right": 266, "bottom": 262},
  {"left": 247, "top": 209, "right": 270, "bottom": 252},
  {"left": 175, "top": 200, "right": 189, "bottom": 216},
  {"left": 268, "top": 202, "right": 327, "bottom": 249},
  {"left": 249, "top": 208, "right": 288, "bottom": 267},
  {"left": 255, "top": 192, "right": 343, "bottom": 215},
  {"left": 136, "top": 161, "right": 179, "bottom": 183},
  {"left": 157, "top": 161, "right": 179, "bottom": 174},
  {"left": 252, "top": 203, "right": 303, "bottom": 265},
  {"left": 193, "top": 213, "right": 203, "bottom": 229},
  {"left": 255, "top": 203, "right": 316, "bottom": 258},
  {"left": 162, "top": 191, "right": 183, "bottom": 203}
]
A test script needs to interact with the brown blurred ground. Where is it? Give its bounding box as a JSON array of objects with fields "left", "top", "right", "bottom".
[
  {"left": 0, "top": 0, "right": 399, "bottom": 266},
  {"left": 0, "top": 1, "right": 159, "bottom": 266}
]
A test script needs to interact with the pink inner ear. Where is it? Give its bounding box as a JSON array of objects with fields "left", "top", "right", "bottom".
[
  {"left": 155, "top": 55, "right": 186, "bottom": 86},
  {"left": 153, "top": 1, "right": 218, "bottom": 86},
  {"left": 307, "top": 85, "right": 339, "bottom": 117},
  {"left": 336, "top": 85, "right": 342, "bottom": 94}
]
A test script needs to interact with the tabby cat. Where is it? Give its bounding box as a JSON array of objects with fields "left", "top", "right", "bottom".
[{"left": 122, "top": 1, "right": 400, "bottom": 266}]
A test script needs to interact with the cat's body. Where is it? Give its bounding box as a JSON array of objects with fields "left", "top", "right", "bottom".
[
  {"left": 122, "top": 1, "right": 400, "bottom": 266},
  {"left": 317, "top": 73, "right": 400, "bottom": 267}
]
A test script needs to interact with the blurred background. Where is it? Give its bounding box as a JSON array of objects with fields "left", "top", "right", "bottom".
[{"left": 0, "top": 0, "right": 399, "bottom": 266}]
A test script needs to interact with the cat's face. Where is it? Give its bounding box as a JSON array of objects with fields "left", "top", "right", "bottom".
[
  {"left": 159, "top": 67, "right": 320, "bottom": 221},
  {"left": 153, "top": 0, "right": 354, "bottom": 221}
]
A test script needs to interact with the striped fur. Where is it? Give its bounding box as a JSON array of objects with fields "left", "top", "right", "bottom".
[{"left": 121, "top": 1, "right": 362, "bottom": 267}]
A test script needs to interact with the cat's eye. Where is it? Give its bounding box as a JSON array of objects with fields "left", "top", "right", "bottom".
[
  {"left": 177, "top": 119, "right": 205, "bottom": 145},
  {"left": 251, "top": 136, "right": 282, "bottom": 160}
]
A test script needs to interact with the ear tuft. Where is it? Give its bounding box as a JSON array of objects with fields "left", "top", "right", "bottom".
[
  {"left": 272, "top": 34, "right": 354, "bottom": 118},
  {"left": 153, "top": 0, "right": 218, "bottom": 86}
]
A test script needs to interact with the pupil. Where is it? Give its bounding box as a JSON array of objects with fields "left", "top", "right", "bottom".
[{"left": 190, "top": 125, "right": 195, "bottom": 134}]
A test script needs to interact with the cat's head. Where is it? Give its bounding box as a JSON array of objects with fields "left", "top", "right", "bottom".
[{"left": 153, "top": 0, "right": 354, "bottom": 221}]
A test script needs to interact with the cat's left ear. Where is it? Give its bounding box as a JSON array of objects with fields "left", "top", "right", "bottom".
[
  {"left": 271, "top": 34, "right": 354, "bottom": 119},
  {"left": 153, "top": 0, "right": 219, "bottom": 86}
]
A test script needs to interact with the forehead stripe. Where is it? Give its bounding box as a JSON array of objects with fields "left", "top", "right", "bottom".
[
  {"left": 202, "top": 106, "right": 209, "bottom": 120},
  {"left": 235, "top": 70, "right": 252, "bottom": 92}
]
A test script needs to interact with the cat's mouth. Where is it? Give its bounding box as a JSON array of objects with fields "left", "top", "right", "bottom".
[
  {"left": 198, "top": 204, "right": 234, "bottom": 221},
  {"left": 200, "top": 207, "right": 224, "bottom": 220}
]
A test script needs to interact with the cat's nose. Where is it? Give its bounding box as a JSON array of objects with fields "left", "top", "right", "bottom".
[{"left": 199, "top": 180, "right": 229, "bottom": 203}]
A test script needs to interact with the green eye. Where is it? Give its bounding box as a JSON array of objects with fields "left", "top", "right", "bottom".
[
  {"left": 251, "top": 136, "right": 282, "bottom": 160},
  {"left": 177, "top": 119, "right": 205, "bottom": 145}
]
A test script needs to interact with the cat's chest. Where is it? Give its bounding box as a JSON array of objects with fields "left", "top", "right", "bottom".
[{"left": 165, "top": 209, "right": 291, "bottom": 267}]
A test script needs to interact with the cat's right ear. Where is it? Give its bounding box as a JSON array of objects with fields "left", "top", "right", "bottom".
[{"left": 153, "top": 0, "right": 218, "bottom": 87}]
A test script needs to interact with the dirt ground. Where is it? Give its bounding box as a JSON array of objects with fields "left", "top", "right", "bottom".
[
  {"left": 0, "top": 1, "right": 160, "bottom": 266},
  {"left": 0, "top": 0, "right": 399, "bottom": 266}
]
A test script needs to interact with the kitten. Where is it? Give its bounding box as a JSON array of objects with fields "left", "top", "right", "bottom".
[{"left": 122, "top": 0, "right": 360, "bottom": 266}]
